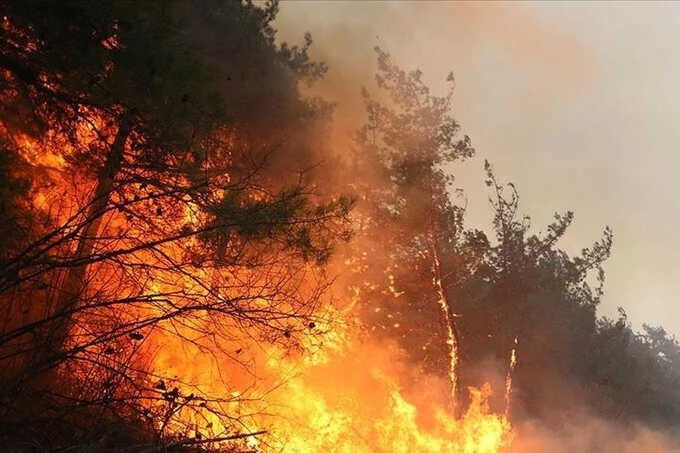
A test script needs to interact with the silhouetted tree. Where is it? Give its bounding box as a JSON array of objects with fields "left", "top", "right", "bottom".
[
  {"left": 349, "top": 48, "right": 473, "bottom": 410},
  {"left": 0, "top": 1, "right": 351, "bottom": 449}
]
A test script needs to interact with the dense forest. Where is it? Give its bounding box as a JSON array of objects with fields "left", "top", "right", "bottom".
[{"left": 0, "top": 1, "right": 678, "bottom": 451}]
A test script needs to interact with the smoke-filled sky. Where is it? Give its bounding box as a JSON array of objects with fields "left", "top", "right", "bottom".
[{"left": 276, "top": 2, "right": 680, "bottom": 336}]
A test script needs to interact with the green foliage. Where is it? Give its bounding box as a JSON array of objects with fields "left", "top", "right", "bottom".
[
  {"left": 357, "top": 48, "right": 473, "bottom": 217},
  {"left": 582, "top": 313, "right": 680, "bottom": 427},
  {"left": 202, "top": 187, "right": 353, "bottom": 264}
]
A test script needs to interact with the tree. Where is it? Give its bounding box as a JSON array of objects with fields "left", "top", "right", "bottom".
[
  {"left": 0, "top": 0, "right": 352, "bottom": 448},
  {"left": 581, "top": 314, "right": 680, "bottom": 430},
  {"left": 447, "top": 162, "right": 612, "bottom": 418},
  {"left": 349, "top": 48, "right": 473, "bottom": 410}
]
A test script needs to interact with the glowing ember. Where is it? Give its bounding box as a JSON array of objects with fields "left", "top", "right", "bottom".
[
  {"left": 429, "top": 227, "right": 460, "bottom": 412},
  {"left": 504, "top": 336, "right": 519, "bottom": 417}
]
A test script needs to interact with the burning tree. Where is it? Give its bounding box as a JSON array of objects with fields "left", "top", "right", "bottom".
[
  {"left": 350, "top": 48, "right": 473, "bottom": 411},
  {"left": 0, "top": 0, "right": 351, "bottom": 448},
  {"left": 450, "top": 162, "right": 613, "bottom": 418}
]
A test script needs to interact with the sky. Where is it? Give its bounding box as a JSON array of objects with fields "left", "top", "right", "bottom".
[{"left": 275, "top": 2, "right": 680, "bottom": 336}]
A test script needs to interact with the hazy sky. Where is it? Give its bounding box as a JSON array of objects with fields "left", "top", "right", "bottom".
[{"left": 276, "top": 2, "right": 680, "bottom": 335}]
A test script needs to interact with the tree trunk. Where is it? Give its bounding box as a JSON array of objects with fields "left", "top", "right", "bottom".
[
  {"left": 42, "top": 115, "right": 132, "bottom": 363},
  {"left": 428, "top": 217, "right": 461, "bottom": 416}
]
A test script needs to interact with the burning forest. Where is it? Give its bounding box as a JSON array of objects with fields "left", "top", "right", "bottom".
[{"left": 0, "top": 1, "right": 679, "bottom": 452}]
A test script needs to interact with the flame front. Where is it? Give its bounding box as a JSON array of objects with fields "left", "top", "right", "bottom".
[
  {"left": 5, "top": 112, "right": 516, "bottom": 452},
  {"left": 147, "top": 311, "right": 514, "bottom": 452}
]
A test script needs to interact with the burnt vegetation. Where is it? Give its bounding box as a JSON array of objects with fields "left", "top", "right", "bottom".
[{"left": 0, "top": 0, "right": 677, "bottom": 451}]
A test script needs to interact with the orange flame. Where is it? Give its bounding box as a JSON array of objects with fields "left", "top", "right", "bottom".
[
  {"left": 145, "top": 314, "right": 514, "bottom": 452},
  {"left": 504, "top": 336, "right": 519, "bottom": 417},
  {"left": 10, "top": 121, "right": 516, "bottom": 452},
  {"left": 430, "top": 228, "right": 460, "bottom": 412}
]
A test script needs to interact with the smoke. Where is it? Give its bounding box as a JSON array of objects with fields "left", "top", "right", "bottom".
[
  {"left": 511, "top": 415, "right": 676, "bottom": 453},
  {"left": 268, "top": 4, "right": 680, "bottom": 452}
]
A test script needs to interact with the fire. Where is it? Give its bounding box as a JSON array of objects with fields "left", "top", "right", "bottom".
[
  {"left": 504, "top": 337, "right": 519, "bottom": 417},
  {"left": 140, "top": 289, "right": 514, "bottom": 451},
  {"left": 429, "top": 227, "right": 460, "bottom": 411},
  {"left": 5, "top": 113, "right": 516, "bottom": 452},
  {"left": 145, "top": 323, "right": 513, "bottom": 451}
]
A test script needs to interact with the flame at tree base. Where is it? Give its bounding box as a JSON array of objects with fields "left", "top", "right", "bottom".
[
  {"left": 146, "top": 318, "right": 514, "bottom": 452},
  {"left": 267, "top": 377, "right": 513, "bottom": 453}
]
